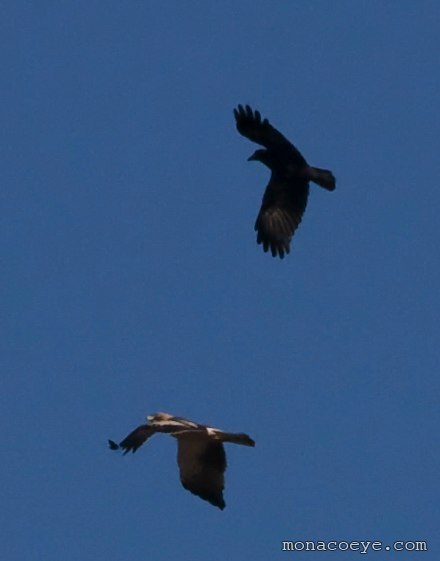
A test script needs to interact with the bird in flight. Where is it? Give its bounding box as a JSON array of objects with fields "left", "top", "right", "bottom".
[
  {"left": 234, "top": 104, "right": 336, "bottom": 258},
  {"left": 109, "top": 411, "right": 255, "bottom": 510}
]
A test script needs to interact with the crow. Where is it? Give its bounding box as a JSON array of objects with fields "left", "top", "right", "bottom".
[{"left": 234, "top": 104, "right": 335, "bottom": 258}]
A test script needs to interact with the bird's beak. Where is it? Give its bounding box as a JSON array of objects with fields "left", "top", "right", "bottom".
[{"left": 247, "top": 154, "right": 257, "bottom": 161}]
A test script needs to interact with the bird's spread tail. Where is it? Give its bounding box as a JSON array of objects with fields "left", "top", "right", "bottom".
[
  {"left": 219, "top": 432, "right": 255, "bottom": 447},
  {"left": 308, "top": 167, "right": 336, "bottom": 191}
]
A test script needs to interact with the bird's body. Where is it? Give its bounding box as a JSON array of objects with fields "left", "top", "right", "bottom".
[
  {"left": 234, "top": 104, "right": 335, "bottom": 258},
  {"left": 109, "top": 412, "right": 255, "bottom": 510}
]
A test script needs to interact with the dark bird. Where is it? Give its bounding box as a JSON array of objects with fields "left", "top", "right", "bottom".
[
  {"left": 234, "top": 104, "right": 335, "bottom": 258},
  {"left": 109, "top": 411, "right": 255, "bottom": 510}
]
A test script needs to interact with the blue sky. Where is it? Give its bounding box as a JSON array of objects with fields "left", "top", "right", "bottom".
[{"left": 2, "top": 2, "right": 439, "bottom": 560}]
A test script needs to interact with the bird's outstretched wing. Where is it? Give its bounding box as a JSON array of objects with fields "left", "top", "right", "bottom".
[
  {"left": 109, "top": 424, "right": 155, "bottom": 455},
  {"left": 177, "top": 437, "right": 227, "bottom": 510},
  {"left": 255, "top": 180, "right": 309, "bottom": 258},
  {"left": 108, "top": 414, "right": 202, "bottom": 456},
  {"left": 234, "top": 104, "right": 306, "bottom": 163}
]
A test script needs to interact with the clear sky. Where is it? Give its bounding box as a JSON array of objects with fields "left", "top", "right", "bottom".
[{"left": 2, "top": 2, "right": 439, "bottom": 560}]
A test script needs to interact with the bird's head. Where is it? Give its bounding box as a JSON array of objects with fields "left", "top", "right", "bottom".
[
  {"left": 247, "top": 149, "right": 273, "bottom": 168},
  {"left": 147, "top": 412, "right": 173, "bottom": 423}
]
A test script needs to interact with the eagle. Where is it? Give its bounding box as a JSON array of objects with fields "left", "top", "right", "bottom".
[
  {"left": 109, "top": 412, "right": 255, "bottom": 510},
  {"left": 234, "top": 104, "right": 336, "bottom": 258}
]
